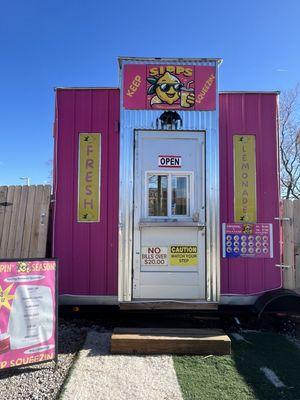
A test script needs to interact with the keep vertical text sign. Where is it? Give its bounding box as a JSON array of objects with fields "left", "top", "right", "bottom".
[
  {"left": 78, "top": 133, "right": 101, "bottom": 222},
  {"left": 234, "top": 135, "right": 257, "bottom": 223}
]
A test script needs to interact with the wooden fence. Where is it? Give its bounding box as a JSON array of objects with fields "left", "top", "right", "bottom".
[
  {"left": 282, "top": 199, "right": 300, "bottom": 290},
  {"left": 0, "top": 185, "right": 51, "bottom": 259}
]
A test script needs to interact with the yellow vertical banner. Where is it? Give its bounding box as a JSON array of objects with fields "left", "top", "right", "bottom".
[
  {"left": 78, "top": 133, "right": 101, "bottom": 222},
  {"left": 233, "top": 135, "right": 257, "bottom": 222}
]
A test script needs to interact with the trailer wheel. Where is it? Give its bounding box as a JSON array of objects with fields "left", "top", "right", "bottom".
[
  {"left": 254, "top": 289, "right": 300, "bottom": 319},
  {"left": 276, "top": 317, "right": 296, "bottom": 337}
]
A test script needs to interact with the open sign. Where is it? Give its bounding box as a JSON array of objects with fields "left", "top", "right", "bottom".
[{"left": 158, "top": 155, "right": 182, "bottom": 168}]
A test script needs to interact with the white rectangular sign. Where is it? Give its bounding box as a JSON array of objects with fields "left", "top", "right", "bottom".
[
  {"left": 8, "top": 285, "right": 54, "bottom": 350},
  {"left": 141, "top": 246, "right": 168, "bottom": 266},
  {"left": 158, "top": 155, "right": 181, "bottom": 168}
]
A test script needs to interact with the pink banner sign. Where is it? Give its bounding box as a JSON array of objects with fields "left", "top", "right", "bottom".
[
  {"left": 222, "top": 223, "right": 273, "bottom": 258},
  {"left": 0, "top": 259, "right": 57, "bottom": 370},
  {"left": 123, "top": 64, "right": 216, "bottom": 111}
]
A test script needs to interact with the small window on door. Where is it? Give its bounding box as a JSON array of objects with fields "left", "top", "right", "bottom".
[
  {"left": 146, "top": 173, "right": 192, "bottom": 218},
  {"left": 172, "top": 176, "right": 189, "bottom": 216},
  {"left": 148, "top": 174, "right": 168, "bottom": 216}
]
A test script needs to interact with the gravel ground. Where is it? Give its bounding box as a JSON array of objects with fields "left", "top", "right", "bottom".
[
  {"left": 61, "top": 330, "right": 183, "bottom": 400},
  {"left": 0, "top": 319, "right": 87, "bottom": 400}
]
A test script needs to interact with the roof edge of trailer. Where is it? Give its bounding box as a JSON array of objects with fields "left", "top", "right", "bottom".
[
  {"left": 54, "top": 87, "right": 119, "bottom": 91},
  {"left": 118, "top": 56, "right": 223, "bottom": 67},
  {"left": 220, "top": 90, "right": 281, "bottom": 94}
]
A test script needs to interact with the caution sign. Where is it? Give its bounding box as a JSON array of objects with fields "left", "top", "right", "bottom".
[
  {"left": 170, "top": 246, "right": 198, "bottom": 266},
  {"left": 141, "top": 247, "right": 168, "bottom": 266}
]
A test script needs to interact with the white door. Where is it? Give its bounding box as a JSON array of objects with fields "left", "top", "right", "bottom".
[{"left": 133, "top": 131, "right": 206, "bottom": 299}]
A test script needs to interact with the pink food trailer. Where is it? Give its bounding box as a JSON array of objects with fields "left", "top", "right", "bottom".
[{"left": 52, "top": 57, "right": 287, "bottom": 310}]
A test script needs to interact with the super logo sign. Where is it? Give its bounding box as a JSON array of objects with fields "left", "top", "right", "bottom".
[
  {"left": 123, "top": 64, "right": 216, "bottom": 111},
  {"left": 147, "top": 66, "right": 195, "bottom": 109}
]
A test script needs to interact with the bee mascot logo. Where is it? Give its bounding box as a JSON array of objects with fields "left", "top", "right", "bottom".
[
  {"left": 147, "top": 67, "right": 195, "bottom": 109},
  {"left": 17, "top": 261, "right": 31, "bottom": 273},
  {"left": 242, "top": 224, "right": 253, "bottom": 235}
]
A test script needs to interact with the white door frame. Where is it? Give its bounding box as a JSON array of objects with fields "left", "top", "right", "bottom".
[{"left": 132, "top": 130, "right": 206, "bottom": 299}]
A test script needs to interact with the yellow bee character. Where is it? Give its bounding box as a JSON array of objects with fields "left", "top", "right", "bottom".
[
  {"left": 242, "top": 224, "right": 253, "bottom": 235},
  {"left": 147, "top": 72, "right": 195, "bottom": 108},
  {"left": 17, "top": 261, "right": 31, "bottom": 273}
]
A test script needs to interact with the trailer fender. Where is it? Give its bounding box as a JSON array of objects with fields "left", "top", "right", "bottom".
[{"left": 254, "top": 289, "right": 300, "bottom": 319}]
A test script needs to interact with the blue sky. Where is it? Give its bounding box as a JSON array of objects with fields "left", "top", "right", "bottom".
[{"left": 0, "top": 0, "right": 299, "bottom": 185}]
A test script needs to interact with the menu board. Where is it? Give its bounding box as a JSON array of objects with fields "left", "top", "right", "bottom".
[
  {"left": 222, "top": 223, "right": 273, "bottom": 258},
  {"left": 0, "top": 259, "right": 57, "bottom": 370}
]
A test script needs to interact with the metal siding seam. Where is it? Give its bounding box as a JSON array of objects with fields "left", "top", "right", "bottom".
[
  {"left": 215, "top": 72, "right": 221, "bottom": 301},
  {"left": 225, "top": 94, "right": 230, "bottom": 293},
  {"left": 72, "top": 90, "right": 76, "bottom": 294},
  {"left": 52, "top": 93, "right": 59, "bottom": 258},
  {"left": 227, "top": 94, "right": 233, "bottom": 293},
  {"left": 258, "top": 94, "right": 265, "bottom": 292},
  {"left": 105, "top": 90, "right": 110, "bottom": 294},
  {"left": 88, "top": 89, "right": 93, "bottom": 295},
  {"left": 275, "top": 95, "right": 283, "bottom": 286},
  {"left": 241, "top": 94, "right": 248, "bottom": 294}
]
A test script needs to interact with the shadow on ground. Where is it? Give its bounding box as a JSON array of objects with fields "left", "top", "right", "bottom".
[{"left": 174, "top": 332, "right": 300, "bottom": 400}]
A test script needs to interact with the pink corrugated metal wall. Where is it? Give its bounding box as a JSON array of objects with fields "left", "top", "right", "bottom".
[
  {"left": 53, "top": 89, "right": 281, "bottom": 298},
  {"left": 53, "top": 88, "right": 119, "bottom": 296},
  {"left": 219, "top": 93, "right": 282, "bottom": 295}
]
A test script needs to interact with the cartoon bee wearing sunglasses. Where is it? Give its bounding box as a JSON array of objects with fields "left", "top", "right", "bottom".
[
  {"left": 17, "top": 261, "right": 31, "bottom": 273},
  {"left": 147, "top": 72, "right": 195, "bottom": 108},
  {"left": 242, "top": 224, "right": 253, "bottom": 235}
]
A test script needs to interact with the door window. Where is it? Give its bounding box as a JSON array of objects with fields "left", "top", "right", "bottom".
[
  {"left": 172, "top": 176, "right": 189, "bottom": 216},
  {"left": 148, "top": 175, "right": 168, "bottom": 216},
  {"left": 146, "top": 173, "right": 192, "bottom": 218}
]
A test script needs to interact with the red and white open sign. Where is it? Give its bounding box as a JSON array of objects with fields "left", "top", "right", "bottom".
[{"left": 158, "top": 155, "right": 182, "bottom": 168}]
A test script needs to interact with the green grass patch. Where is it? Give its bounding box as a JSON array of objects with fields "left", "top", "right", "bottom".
[{"left": 173, "top": 332, "right": 300, "bottom": 400}]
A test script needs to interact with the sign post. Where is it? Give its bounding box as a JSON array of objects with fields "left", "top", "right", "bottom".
[{"left": 0, "top": 259, "right": 58, "bottom": 371}]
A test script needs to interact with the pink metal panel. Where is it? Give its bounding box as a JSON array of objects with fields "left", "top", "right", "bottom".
[
  {"left": 53, "top": 89, "right": 119, "bottom": 296},
  {"left": 53, "top": 88, "right": 281, "bottom": 299},
  {"left": 219, "top": 93, "right": 281, "bottom": 295}
]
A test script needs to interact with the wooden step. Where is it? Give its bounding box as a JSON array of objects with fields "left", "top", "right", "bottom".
[{"left": 110, "top": 328, "right": 231, "bottom": 355}]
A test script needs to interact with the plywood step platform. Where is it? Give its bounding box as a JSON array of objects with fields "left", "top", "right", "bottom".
[{"left": 110, "top": 328, "right": 231, "bottom": 355}]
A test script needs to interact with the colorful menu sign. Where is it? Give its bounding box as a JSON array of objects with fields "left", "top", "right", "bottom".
[
  {"left": 0, "top": 259, "right": 57, "bottom": 370},
  {"left": 123, "top": 64, "right": 216, "bottom": 111},
  {"left": 233, "top": 135, "right": 257, "bottom": 222},
  {"left": 222, "top": 223, "right": 273, "bottom": 258},
  {"left": 78, "top": 133, "right": 101, "bottom": 222}
]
